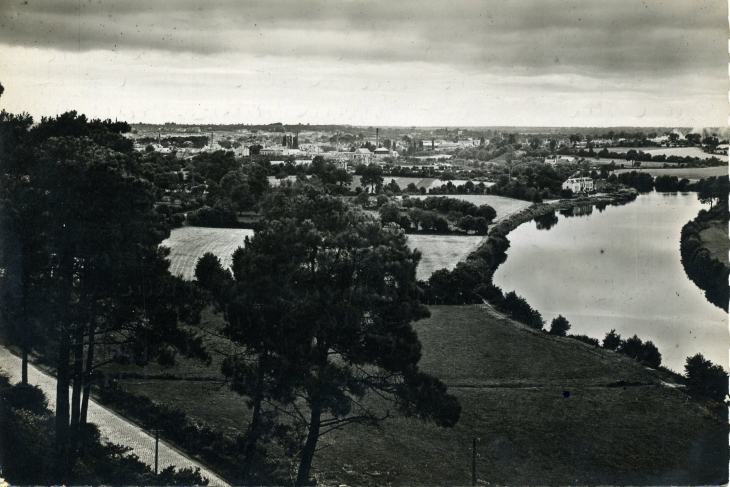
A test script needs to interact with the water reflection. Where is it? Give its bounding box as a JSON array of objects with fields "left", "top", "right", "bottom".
[
  {"left": 559, "top": 204, "right": 593, "bottom": 218},
  {"left": 535, "top": 211, "right": 559, "bottom": 230},
  {"left": 494, "top": 191, "right": 727, "bottom": 372}
]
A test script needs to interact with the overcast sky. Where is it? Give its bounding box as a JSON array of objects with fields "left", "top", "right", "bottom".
[{"left": 0, "top": 0, "right": 726, "bottom": 127}]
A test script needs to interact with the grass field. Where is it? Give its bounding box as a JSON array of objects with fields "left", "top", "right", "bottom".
[
  {"left": 700, "top": 221, "right": 729, "bottom": 265},
  {"left": 408, "top": 194, "right": 533, "bottom": 221},
  {"left": 115, "top": 305, "right": 727, "bottom": 486},
  {"left": 406, "top": 234, "right": 486, "bottom": 280},
  {"left": 610, "top": 146, "right": 719, "bottom": 160},
  {"left": 614, "top": 166, "right": 727, "bottom": 180},
  {"left": 161, "top": 227, "right": 254, "bottom": 280}
]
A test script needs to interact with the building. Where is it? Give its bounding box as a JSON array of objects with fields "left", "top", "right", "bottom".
[
  {"left": 352, "top": 148, "right": 373, "bottom": 164},
  {"left": 562, "top": 177, "right": 594, "bottom": 193},
  {"left": 260, "top": 147, "right": 284, "bottom": 156}
]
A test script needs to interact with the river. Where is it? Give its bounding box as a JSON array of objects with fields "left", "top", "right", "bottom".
[{"left": 493, "top": 191, "right": 728, "bottom": 372}]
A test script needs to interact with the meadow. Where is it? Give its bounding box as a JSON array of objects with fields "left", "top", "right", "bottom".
[
  {"left": 115, "top": 305, "right": 727, "bottom": 486},
  {"left": 406, "top": 234, "right": 486, "bottom": 281},
  {"left": 613, "top": 166, "right": 727, "bottom": 180},
  {"left": 609, "top": 146, "right": 718, "bottom": 160},
  {"left": 407, "top": 194, "right": 533, "bottom": 221},
  {"left": 160, "top": 227, "right": 254, "bottom": 280}
]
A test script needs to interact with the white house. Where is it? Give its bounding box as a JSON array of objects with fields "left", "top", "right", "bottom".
[{"left": 562, "top": 177, "right": 594, "bottom": 193}]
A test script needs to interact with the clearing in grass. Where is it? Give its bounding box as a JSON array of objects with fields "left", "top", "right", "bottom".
[{"left": 407, "top": 234, "right": 486, "bottom": 280}]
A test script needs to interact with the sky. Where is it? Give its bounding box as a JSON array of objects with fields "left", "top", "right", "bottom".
[{"left": 0, "top": 0, "right": 727, "bottom": 127}]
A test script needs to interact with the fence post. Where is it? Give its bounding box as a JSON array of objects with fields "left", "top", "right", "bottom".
[{"left": 472, "top": 437, "right": 477, "bottom": 486}]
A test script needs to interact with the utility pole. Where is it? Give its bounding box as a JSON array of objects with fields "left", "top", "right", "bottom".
[
  {"left": 472, "top": 438, "right": 477, "bottom": 486},
  {"left": 155, "top": 428, "right": 159, "bottom": 475}
]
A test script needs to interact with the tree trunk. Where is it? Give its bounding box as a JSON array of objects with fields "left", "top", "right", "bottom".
[
  {"left": 56, "top": 328, "right": 72, "bottom": 469},
  {"left": 21, "top": 342, "right": 28, "bottom": 385},
  {"left": 80, "top": 324, "right": 95, "bottom": 425},
  {"left": 296, "top": 403, "right": 322, "bottom": 486},
  {"left": 70, "top": 323, "right": 85, "bottom": 429}
]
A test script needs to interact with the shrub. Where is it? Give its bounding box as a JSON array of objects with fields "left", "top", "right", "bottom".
[
  {"left": 619, "top": 335, "right": 662, "bottom": 368},
  {"left": 685, "top": 353, "right": 729, "bottom": 402},
  {"left": 602, "top": 329, "right": 622, "bottom": 350},
  {"left": 548, "top": 315, "right": 571, "bottom": 336},
  {"left": 500, "top": 291, "right": 544, "bottom": 330}
]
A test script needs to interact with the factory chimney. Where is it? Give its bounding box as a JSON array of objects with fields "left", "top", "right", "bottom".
[{"left": 376, "top": 128, "right": 379, "bottom": 148}]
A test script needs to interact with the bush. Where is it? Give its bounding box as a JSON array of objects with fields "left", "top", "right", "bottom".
[
  {"left": 602, "top": 329, "right": 622, "bottom": 350},
  {"left": 548, "top": 315, "right": 571, "bottom": 336},
  {"left": 685, "top": 353, "right": 729, "bottom": 402},
  {"left": 187, "top": 202, "right": 240, "bottom": 228},
  {"left": 500, "top": 291, "right": 544, "bottom": 330},
  {"left": 619, "top": 335, "right": 662, "bottom": 368}
]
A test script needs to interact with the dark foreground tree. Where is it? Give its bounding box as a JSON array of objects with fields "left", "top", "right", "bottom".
[
  {"left": 204, "top": 184, "right": 461, "bottom": 485},
  {"left": 0, "top": 111, "right": 209, "bottom": 475}
]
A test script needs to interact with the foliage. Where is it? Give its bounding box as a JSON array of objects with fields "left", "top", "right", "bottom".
[
  {"left": 684, "top": 354, "right": 729, "bottom": 402},
  {"left": 619, "top": 335, "right": 662, "bottom": 368},
  {"left": 209, "top": 184, "right": 461, "bottom": 485},
  {"left": 654, "top": 175, "right": 690, "bottom": 192},
  {"left": 679, "top": 197, "right": 729, "bottom": 312},
  {"left": 187, "top": 202, "right": 241, "bottom": 228},
  {"left": 0, "top": 110, "right": 210, "bottom": 464},
  {"left": 548, "top": 315, "right": 571, "bottom": 336},
  {"left": 0, "top": 373, "right": 207, "bottom": 486},
  {"left": 602, "top": 329, "right": 622, "bottom": 350},
  {"left": 500, "top": 291, "right": 544, "bottom": 330},
  {"left": 616, "top": 171, "right": 654, "bottom": 192},
  {"left": 360, "top": 163, "right": 384, "bottom": 193}
]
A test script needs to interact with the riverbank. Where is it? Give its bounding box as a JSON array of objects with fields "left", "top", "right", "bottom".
[
  {"left": 680, "top": 202, "right": 729, "bottom": 312},
  {"left": 487, "top": 188, "right": 638, "bottom": 237}
]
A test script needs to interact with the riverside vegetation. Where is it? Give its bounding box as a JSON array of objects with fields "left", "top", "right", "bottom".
[{"left": 680, "top": 176, "right": 730, "bottom": 311}]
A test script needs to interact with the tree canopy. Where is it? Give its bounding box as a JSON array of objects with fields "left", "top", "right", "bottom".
[{"left": 197, "top": 184, "right": 460, "bottom": 485}]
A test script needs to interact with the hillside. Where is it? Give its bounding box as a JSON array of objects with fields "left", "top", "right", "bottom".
[{"left": 112, "top": 305, "right": 727, "bottom": 486}]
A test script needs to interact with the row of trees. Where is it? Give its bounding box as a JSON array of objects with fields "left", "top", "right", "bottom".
[{"left": 0, "top": 105, "right": 212, "bottom": 481}]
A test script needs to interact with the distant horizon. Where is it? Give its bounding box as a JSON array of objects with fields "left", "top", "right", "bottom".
[{"left": 1, "top": 1, "right": 726, "bottom": 127}]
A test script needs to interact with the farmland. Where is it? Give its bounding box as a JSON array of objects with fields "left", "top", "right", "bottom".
[
  {"left": 164, "top": 227, "right": 483, "bottom": 282},
  {"left": 613, "top": 166, "right": 727, "bottom": 180},
  {"left": 407, "top": 194, "right": 533, "bottom": 221},
  {"left": 115, "top": 305, "right": 727, "bottom": 486},
  {"left": 161, "top": 227, "right": 254, "bottom": 280},
  {"left": 406, "top": 234, "right": 486, "bottom": 280},
  {"left": 700, "top": 221, "right": 729, "bottom": 265},
  {"left": 352, "top": 176, "right": 494, "bottom": 192},
  {"left": 609, "top": 146, "right": 718, "bottom": 160}
]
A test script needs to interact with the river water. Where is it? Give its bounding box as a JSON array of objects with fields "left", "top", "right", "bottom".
[{"left": 493, "top": 191, "right": 728, "bottom": 372}]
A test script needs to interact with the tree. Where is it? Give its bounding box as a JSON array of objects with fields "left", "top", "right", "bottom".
[
  {"left": 685, "top": 353, "right": 729, "bottom": 402},
  {"left": 360, "top": 163, "right": 384, "bottom": 193},
  {"left": 216, "top": 185, "right": 461, "bottom": 485},
  {"left": 602, "top": 329, "right": 622, "bottom": 350},
  {"left": 548, "top": 315, "right": 571, "bottom": 336},
  {"left": 0, "top": 113, "right": 209, "bottom": 474}
]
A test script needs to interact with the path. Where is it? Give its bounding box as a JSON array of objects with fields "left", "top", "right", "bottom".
[{"left": 0, "top": 346, "right": 230, "bottom": 487}]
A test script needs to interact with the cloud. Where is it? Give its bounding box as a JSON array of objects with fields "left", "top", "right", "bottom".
[{"left": 1, "top": 0, "right": 725, "bottom": 78}]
